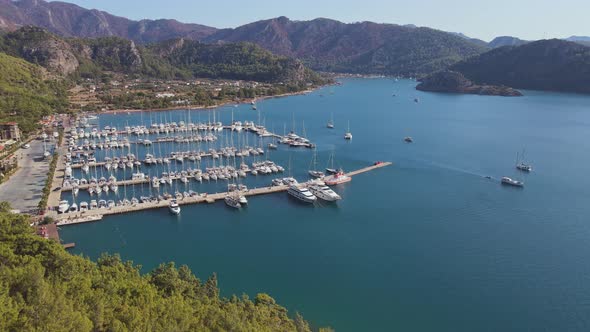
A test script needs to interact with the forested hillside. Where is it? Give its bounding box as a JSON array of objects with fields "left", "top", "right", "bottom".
[
  {"left": 451, "top": 39, "right": 590, "bottom": 93},
  {"left": 0, "top": 52, "right": 68, "bottom": 132},
  {"left": 0, "top": 208, "right": 313, "bottom": 331}
]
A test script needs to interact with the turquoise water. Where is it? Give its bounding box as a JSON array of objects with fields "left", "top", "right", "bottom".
[{"left": 61, "top": 79, "right": 590, "bottom": 331}]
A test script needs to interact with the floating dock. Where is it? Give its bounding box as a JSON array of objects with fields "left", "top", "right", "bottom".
[{"left": 50, "top": 162, "right": 392, "bottom": 222}]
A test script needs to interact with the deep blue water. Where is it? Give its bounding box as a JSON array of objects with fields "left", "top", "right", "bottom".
[{"left": 61, "top": 78, "right": 590, "bottom": 331}]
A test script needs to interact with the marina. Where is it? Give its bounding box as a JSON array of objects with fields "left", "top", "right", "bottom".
[{"left": 50, "top": 162, "right": 392, "bottom": 221}]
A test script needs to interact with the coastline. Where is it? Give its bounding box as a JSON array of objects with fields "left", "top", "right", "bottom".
[{"left": 98, "top": 88, "right": 318, "bottom": 115}]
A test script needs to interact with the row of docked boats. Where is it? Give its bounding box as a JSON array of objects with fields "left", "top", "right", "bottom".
[
  {"left": 58, "top": 199, "right": 115, "bottom": 213},
  {"left": 71, "top": 119, "right": 268, "bottom": 139}
]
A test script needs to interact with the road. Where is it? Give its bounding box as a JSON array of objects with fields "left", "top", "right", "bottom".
[{"left": 0, "top": 139, "right": 54, "bottom": 213}]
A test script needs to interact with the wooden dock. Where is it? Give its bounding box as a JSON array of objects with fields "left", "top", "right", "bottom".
[
  {"left": 345, "top": 161, "right": 392, "bottom": 177},
  {"left": 50, "top": 161, "right": 392, "bottom": 222}
]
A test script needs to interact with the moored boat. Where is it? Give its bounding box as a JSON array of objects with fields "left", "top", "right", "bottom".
[
  {"left": 58, "top": 200, "right": 70, "bottom": 214},
  {"left": 224, "top": 195, "right": 241, "bottom": 209},
  {"left": 287, "top": 185, "right": 317, "bottom": 203},
  {"left": 169, "top": 199, "right": 181, "bottom": 215},
  {"left": 308, "top": 183, "right": 341, "bottom": 201}
]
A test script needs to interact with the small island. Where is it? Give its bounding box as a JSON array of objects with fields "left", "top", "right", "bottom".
[{"left": 416, "top": 70, "right": 523, "bottom": 97}]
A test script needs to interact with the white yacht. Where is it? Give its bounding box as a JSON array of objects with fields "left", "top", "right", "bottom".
[
  {"left": 57, "top": 200, "right": 70, "bottom": 214},
  {"left": 287, "top": 185, "right": 317, "bottom": 203},
  {"left": 79, "top": 201, "right": 89, "bottom": 212},
  {"left": 308, "top": 183, "right": 342, "bottom": 201},
  {"left": 169, "top": 199, "right": 181, "bottom": 215},
  {"left": 501, "top": 177, "right": 524, "bottom": 187},
  {"left": 224, "top": 195, "right": 241, "bottom": 209}
]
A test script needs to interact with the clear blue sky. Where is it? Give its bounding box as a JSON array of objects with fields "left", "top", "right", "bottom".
[{"left": 52, "top": 0, "right": 588, "bottom": 41}]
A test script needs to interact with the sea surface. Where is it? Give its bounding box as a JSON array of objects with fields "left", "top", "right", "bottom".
[{"left": 61, "top": 78, "right": 590, "bottom": 331}]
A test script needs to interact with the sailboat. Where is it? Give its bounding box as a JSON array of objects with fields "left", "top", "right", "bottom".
[
  {"left": 327, "top": 113, "right": 334, "bottom": 129},
  {"left": 325, "top": 150, "right": 341, "bottom": 174},
  {"left": 344, "top": 121, "right": 352, "bottom": 140},
  {"left": 502, "top": 152, "right": 526, "bottom": 187},
  {"left": 308, "top": 148, "right": 324, "bottom": 178},
  {"left": 515, "top": 150, "right": 533, "bottom": 172}
]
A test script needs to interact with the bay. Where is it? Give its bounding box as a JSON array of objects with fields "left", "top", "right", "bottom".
[{"left": 61, "top": 78, "right": 590, "bottom": 331}]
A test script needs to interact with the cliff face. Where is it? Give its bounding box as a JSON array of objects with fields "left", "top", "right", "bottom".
[
  {"left": 0, "top": 26, "right": 146, "bottom": 76},
  {"left": 416, "top": 70, "right": 523, "bottom": 96},
  {"left": 0, "top": 26, "right": 79, "bottom": 75}
]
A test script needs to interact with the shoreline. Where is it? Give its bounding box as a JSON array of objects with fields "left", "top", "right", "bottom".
[{"left": 98, "top": 89, "right": 318, "bottom": 115}]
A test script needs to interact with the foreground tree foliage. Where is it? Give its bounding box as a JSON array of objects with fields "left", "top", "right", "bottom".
[{"left": 0, "top": 211, "right": 311, "bottom": 332}]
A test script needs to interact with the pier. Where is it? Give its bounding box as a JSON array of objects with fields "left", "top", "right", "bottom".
[{"left": 50, "top": 162, "right": 392, "bottom": 222}]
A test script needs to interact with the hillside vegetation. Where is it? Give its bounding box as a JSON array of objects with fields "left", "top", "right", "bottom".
[
  {"left": 0, "top": 27, "right": 325, "bottom": 85},
  {"left": 451, "top": 39, "right": 590, "bottom": 93},
  {"left": 0, "top": 52, "right": 68, "bottom": 132},
  {"left": 0, "top": 209, "right": 313, "bottom": 331}
]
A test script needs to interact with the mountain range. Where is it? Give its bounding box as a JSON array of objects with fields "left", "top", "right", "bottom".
[
  {"left": 1, "top": 0, "right": 590, "bottom": 94},
  {"left": 0, "top": 0, "right": 487, "bottom": 75},
  {"left": 203, "top": 16, "right": 488, "bottom": 75}
]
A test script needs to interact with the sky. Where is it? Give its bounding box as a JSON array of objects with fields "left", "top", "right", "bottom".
[{"left": 52, "top": 0, "right": 588, "bottom": 41}]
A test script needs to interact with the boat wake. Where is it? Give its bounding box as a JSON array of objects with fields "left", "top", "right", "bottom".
[{"left": 405, "top": 159, "right": 499, "bottom": 182}]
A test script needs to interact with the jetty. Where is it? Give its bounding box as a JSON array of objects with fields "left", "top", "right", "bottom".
[{"left": 50, "top": 162, "right": 392, "bottom": 222}]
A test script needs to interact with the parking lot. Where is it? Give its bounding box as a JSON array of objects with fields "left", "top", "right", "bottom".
[{"left": 0, "top": 139, "right": 54, "bottom": 213}]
